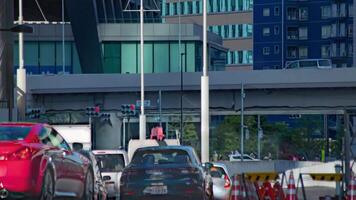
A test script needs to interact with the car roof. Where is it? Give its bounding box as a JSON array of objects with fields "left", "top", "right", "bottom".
[
  {"left": 0, "top": 122, "right": 41, "bottom": 127},
  {"left": 135, "top": 145, "right": 193, "bottom": 152},
  {"left": 92, "top": 149, "right": 127, "bottom": 155}
]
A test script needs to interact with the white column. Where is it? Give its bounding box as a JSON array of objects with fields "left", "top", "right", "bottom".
[
  {"left": 17, "top": 0, "right": 26, "bottom": 120},
  {"left": 201, "top": 0, "right": 209, "bottom": 163},
  {"left": 139, "top": 0, "right": 146, "bottom": 140}
]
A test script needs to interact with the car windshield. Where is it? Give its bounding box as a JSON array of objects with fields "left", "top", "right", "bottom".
[
  {"left": 0, "top": 126, "right": 31, "bottom": 141},
  {"left": 131, "top": 149, "right": 191, "bottom": 166},
  {"left": 209, "top": 166, "right": 227, "bottom": 178},
  {"left": 95, "top": 154, "right": 125, "bottom": 172}
]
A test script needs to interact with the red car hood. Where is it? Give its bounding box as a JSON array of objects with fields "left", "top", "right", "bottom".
[{"left": 0, "top": 141, "right": 27, "bottom": 155}]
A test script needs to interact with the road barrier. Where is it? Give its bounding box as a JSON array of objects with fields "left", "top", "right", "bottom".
[{"left": 296, "top": 173, "right": 344, "bottom": 200}]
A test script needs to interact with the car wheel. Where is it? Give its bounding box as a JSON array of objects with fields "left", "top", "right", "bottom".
[
  {"left": 82, "top": 170, "right": 94, "bottom": 200},
  {"left": 40, "top": 169, "right": 55, "bottom": 200}
]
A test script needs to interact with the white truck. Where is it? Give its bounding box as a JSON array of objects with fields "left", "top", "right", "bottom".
[{"left": 52, "top": 124, "right": 92, "bottom": 150}]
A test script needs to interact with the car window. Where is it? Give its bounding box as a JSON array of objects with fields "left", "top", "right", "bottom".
[
  {"left": 0, "top": 126, "right": 31, "bottom": 141},
  {"left": 299, "top": 60, "right": 318, "bottom": 68},
  {"left": 39, "top": 127, "right": 54, "bottom": 146},
  {"left": 209, "top": 166, "right": 227, "bottom": 178},
  {"left": 131, "top": 149, "right": 191, "bottom": 166},
  {"left": 40, "top": 128, "right": 70, "bottom": 150},
  {"left": 95, "top": 154, "right": 125, "bottom": 172},
  {"left": 318, "top": 60, "right": 331, "bottom": 67},
  {"left": 287, "top": 62, "right": 299, "bottom": 69}
]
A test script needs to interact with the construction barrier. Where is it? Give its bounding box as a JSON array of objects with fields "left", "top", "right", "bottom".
[{"left": 297, "top": 173, "right": 344, "bottom": 200}]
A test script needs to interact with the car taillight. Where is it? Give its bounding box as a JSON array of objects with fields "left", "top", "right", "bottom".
[
  {"left": 224, "top": 175, "right": 231, "bottom": 189},
  {"left": 8, "top": 147, "right": 33, "bottom": 160}
]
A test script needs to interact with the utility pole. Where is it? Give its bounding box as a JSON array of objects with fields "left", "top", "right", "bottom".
[
  {"left": 124, "top": 0, "right": 159, "bottom": 140},
  {"left": 17, "top": 0, "right": 26, "bottom": 121},
  {"left": 62, "top": 0, "right": 65, "bottom": 73},
  {"left": 201, "top": 0, "right": 209, "bottom": 163},
  {"left": 257, "top": 115, "right": 262, "bottom": 159},
  {"left": 180, "top": 53, "right": 185, "bottom": 144},
  {"left": 240, "top": 83, "right": 245, "bottom": 160},
  {"left": 138, "top": 0, "right": 146, "bottom": 140}
]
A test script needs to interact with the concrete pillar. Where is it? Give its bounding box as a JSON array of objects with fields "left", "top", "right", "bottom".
[
  {"left": 354, "top": 0, "right": 356, "bottom": 67},
  {"left": 0, "top": 0, "right": 14, "bottom": 121}
]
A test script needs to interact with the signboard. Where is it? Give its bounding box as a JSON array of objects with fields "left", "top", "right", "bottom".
[{"left": 136, "top": 100, "right": 151, "bottom": 108}]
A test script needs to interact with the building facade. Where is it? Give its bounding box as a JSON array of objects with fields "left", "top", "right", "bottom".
[
  {"left": 14, "top": 0, "right": 227, "bottom": 75},
  {"left": 162, "top": 0, "right": 254, "bottom": 70},
  {"left": 254, "top": 0, "right": 353, "bottom": 70}
]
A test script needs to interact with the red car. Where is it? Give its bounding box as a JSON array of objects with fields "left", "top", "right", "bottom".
[{"left": 0, "top": 122, "right": 94, "bottom": 199}]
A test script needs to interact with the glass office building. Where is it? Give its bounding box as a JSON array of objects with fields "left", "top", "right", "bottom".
[{"left": 163, "top": 0, "right": 254, "bottom": 70}]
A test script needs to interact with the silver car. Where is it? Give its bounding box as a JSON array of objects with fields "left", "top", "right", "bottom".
[
  {"left": 93, "top": 150, "right": 128, "bottom": 200},
  {"left": 210, "top": 163, "right": 231, "bottom": 200}
]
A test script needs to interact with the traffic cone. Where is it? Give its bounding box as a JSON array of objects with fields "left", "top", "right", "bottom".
[
  {"left": 230, "top": 175, "right": 244, "bottom": 200},
  {"left": 347, "top": 173, "right": 356, "bottom": 200},
  {"left": 285, "top": 171, "right": 297, "bottom": 200}
]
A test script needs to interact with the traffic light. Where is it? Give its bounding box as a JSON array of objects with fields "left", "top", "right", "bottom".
[
  {"left": 121, "top": 104, "right": 136, "bottom": 116},
  {"left": 101, "top": 113, "right": 111, "bottom": 122},
  {"left": 289, "top": 114, "right": 301, "bottom": 119},
  {"left": 86, "top": 106, "right": 100, "bottom": 117},
  {"left": 26, "top": 108, "right": 41, "bottom": 119}
]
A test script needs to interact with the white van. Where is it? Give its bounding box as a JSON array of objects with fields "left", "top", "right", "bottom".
[
  {"left": 284, "top": 59, "right": 332, "bottom": 69},
  {"left": 93, "top": 150, "right": 129, "bottom": 200}
]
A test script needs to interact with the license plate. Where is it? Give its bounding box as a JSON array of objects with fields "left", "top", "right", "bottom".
[{"left": 144, "top": 185, "right": 168, "bottom": 195}]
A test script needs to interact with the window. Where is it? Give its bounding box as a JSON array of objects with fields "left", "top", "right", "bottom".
[
  {"left": 299, "top": 8, "right": 308, "bottom": 21},
  {"left": 299, "top": 46, "right": 308, "bottom": 58},
  {"left": 340, "top": 43, "right": 346, "bottom": 57},
  {"left": 322, "top": 25, "right": 331, "bottom": 39},
  {"left": 349, "top": 4, "right": 353, "bottom": 17},
  {"left": 321, "top": 6, "right": 331, "bottom": 19},
  {"left": 287, "top": 27, "right": 298, "bottom": 40},
  {"left": 263, "top": 8, "right": 270, "bottom": 16},
  {"left": 0, "top": 126, "right": 31, "bottom": 141},
  {"left": 321, "top": 45, "right": 331, "bottom": 58},
  {"left": 187, "top": 1, "right": 193, "bottom": 14},
  {"left": 348, "top": 24, "right": 353, "bottom": 37},
  {"left": 274, "top": 45, "right": 280, "bottom": 54},
  {"left": 299, "top": 27, "right": 308, "bottom": 40},
  {"left": 154, "top": 42, "right": 169, "bottom": 73},
  {"left": 263, "top": 27, "right": 270, "bottom": 36},
  {"left": 274, "top": 7, "right": 280, "bottom": 16},
  {"left": 349, "top": 44, "right": 353, "bottom": 57},
  {"left": 340, "top": 23, "right": 346, "bottom": 37},
  {"left": 332, "top": 4, "right": 338, "bottom": 17},
  {"left": 274, "top": 26, "right": 280, "bottom": 35},
  {"left": 287, "top": 46, "right": 298, "bottom": 58},
  {"left": 331, "top": 23, "right": 337, "bottom": 37},
  {"left": 287, "top": 7, "right": 298, "bottom": 20},
  {"left": 340, "top": 3, "right": 346, "bottom": 17},
  {"left": 263, "top": 47, "right": 270, "bottom": 55}
]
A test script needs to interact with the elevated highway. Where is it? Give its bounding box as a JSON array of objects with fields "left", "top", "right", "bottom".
[{"left": 27, "top": 68, "right": 356, "bottom": 115}]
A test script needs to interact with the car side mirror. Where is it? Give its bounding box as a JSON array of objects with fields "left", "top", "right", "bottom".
[{"left": 203, "top": 162, "right": 213, "bottom": 171}]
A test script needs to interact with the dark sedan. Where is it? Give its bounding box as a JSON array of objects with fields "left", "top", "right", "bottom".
[{"left": 120, "top": 146, "right": 213, "bottom": 200}]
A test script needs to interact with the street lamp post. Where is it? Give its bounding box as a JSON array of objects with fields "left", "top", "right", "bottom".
[
  {"left": 124, "top": 0, "right": 160, "bottom": 141},
  {"left": 17, "top": 0, "right": 26, "bottom": 121},
  {"left": 180, "top": 52, "right": 185, "bottom": 144},
  {"left": 201, "top": 0, "right": 210, "bottom": 163}
]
